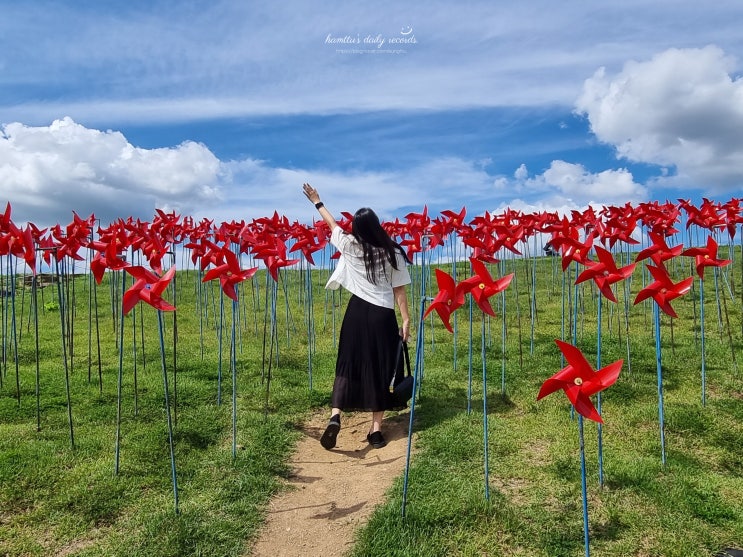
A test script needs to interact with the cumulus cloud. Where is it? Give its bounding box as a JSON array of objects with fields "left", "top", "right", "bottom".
[
  {"left": 492, "top": 161, "right": 648, "bottom": 214},
  {"left": 218, "top": 157, "right": 485, "bottom": 225},
  {"left": 0, "top": 118, "right": 505, "bottom": 228},
  {"left": 0, "top": 117, "right": 222, "bottom": 226},
  {"left": 575, "top": 46, "right": 743, "bottom": 192},
  {"left": 0, "top": 118, "right": 646, "bottom": 230}
]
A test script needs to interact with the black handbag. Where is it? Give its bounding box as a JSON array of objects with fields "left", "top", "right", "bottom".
[{"left": 391, "top": 339, "right": 414, "bottom": 406}]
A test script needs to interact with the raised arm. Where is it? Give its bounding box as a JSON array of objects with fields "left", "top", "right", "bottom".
[{"left": 303, "top": 183, "right": 338, "bottom": 232}]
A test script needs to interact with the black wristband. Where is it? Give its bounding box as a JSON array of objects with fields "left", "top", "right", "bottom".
[{"left": 315, "top": 201, "right": 324, "bottom": 210}]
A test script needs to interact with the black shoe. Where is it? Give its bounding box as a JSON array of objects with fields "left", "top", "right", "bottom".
[
  {"left": 366, "top": 431, "right": 387, "bottom": 449},
  {"left": 320, "top": 415, "right": 340, "bottom": 450}
]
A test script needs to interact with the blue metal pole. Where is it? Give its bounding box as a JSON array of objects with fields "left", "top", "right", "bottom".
[
  {"left": 596, "top": 293, "right": 604, "bottom": 487},
  {"left": 114, "top": 269, "right": 127, "bottom": 474},
  {"left": 482, "top": 316, "right": 490, "bottom": 501},
  {"left": 157, "top": 310, "right": 180, "bottom": 514},
  {"left": 501, "top": 287, "right": 506, "bottom": 396},
  {"left": 654, "top": 303, "right": 667, "bottom": 467},
  {"left": 55, "top": 255, "right": 74, "bottom": 449},
  {"left": 700, "top": 278, "right": 706, "bottom": 406},
  {"left": 232, "top": 297, "right": 238, "bottom": 460},
  {"left": 468, "top": 295, "right": 473, "bottom": 414},
  {"left": 217, "top": 290, "right": 224, "bottom": 406},
  {"left": 579, "top": 415, "right": 591, "bottom": 557},
  {"left": 401, "top": 250, "right": 430, "bottom": 517}
]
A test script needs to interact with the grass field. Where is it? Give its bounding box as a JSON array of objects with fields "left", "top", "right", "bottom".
[{"left": 1, "top": 246, "right": 742, "bottom": 556}]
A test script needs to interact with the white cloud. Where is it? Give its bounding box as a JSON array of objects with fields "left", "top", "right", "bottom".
[
  {"left": 576, "top": 46, "right": 743, "bottom": 192},
  {"left": 218, "top": 156, "right": 492, "bottom": 225},
  {"left": 542, "top": 161, "right": 647, "bottom": 205},
  {"left": 0, "top": 118, "right": 506, "bottom": 227},
  {"left": 0, "top": 117, "right": 222, "bottom": 226},
  {"left": 5, "top": 2, "right": 743, "bottom": 125},
  {"left": 492, "top": 160, "right": 648, "bottom": 214},
  {"left": 0, "top": 115, "right": 714, "bottom": 235}
]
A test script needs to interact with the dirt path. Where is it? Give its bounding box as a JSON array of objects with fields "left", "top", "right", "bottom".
[{"left": 247, "top": 410, "right": 413, "bottom": 557}]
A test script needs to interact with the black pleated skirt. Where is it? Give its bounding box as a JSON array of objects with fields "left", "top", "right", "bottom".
[{"left": 331, "top": 295, "right": 401, "bottom": 412}]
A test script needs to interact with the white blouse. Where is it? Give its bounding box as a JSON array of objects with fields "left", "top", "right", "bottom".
[{"left": 325, "top": 226, "right": 411, "bottom": 309}]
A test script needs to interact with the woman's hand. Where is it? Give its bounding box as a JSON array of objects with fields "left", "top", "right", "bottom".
[
  {"left": 394, "top": 285, "right": 411, "bottom": 343},
  {"left": 303, "top": 182, "right": 338, "bottom": 231},
  {"left": 303, "top": 183, "right": 321, "bottom": 204}
]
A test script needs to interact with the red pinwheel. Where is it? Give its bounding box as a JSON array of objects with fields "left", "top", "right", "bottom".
[
  {"left": 722, "top": 198, "right": 742, "bottom": 239},
  {"left": 423, "top": 269, "right": 467, "bottom": 333},
  {"left": 681, "top": 198, "right": 725, "bottom": 232},
  {"left": 141, "top": 231, "right": 170, "bottom": 274},
  {"left": 49, "top": 212, "right": 94, "bottom": 262},
  {"left": 0, "top": 202, "right": 11, "bottom": 231},
  {"left": 122, "top": 265, "right": 177, "bottom": 315},
  {"left": 575, "top": 245, "right": 636, "bottom": 303},
  {"left": 638, "top": 200, "right": 681, "bottom": 236},
  {"left": 399, "top": 206, "right": 431, "bottom": 259},
  {"left": 427, "top": 216, "right": 449, "bottom": 250},
  {"left": 440, "top": 207, "right": 467, "bottom": 232},
  {"left": 543, "top": 215, "right": 596, "bottom": 270},
  {"left": 635, "top": 231, "right": 682, "bottom": 265},
  {"left": 537, "top": 339, "right": 623, "bottom": 423},
  {"left": 544, "top": 214, "right": 579, "bottom": 249},
  {"left": 288, "top": 221, "right": 327, "bottom": 265},
  {"left": 0, "top": 218, "right": 38, "bottom": 273},
  {"left": 202, "top": 247, "right": 258, "bottom": 301},
  {"left": 600, "top": 203, "right": 640, "bottom": 248},
  {"left": 633, "top": 262, "right": 693, "bottom": 318},
  {"left": 184, "top": 235, "right": 221, "bottom": 270},
  {"left": 461, "top": 212, "right": 505, "bottom": 263},
  {"left": 458, "top": 257, "right": 513, "bottom": 316},
  {"left": 460, "top": 229, "right": 499, "bottom": 263},
  {"left": 252, "top": 235, "right": 300, "bottom": 281},
  {"left": 336, "top": 212, "right": 355, "bottom": 234},
  {"left": 0, "top": 220, "right": 21, "bottom": 254},
  {"left": 88, "top": 222, "right": 131, "bottom": 283},
  {"left": 492, "top": 223, "right": 524, "bottom": 256},
  {"left": 90, "top": 250, "right": 130, "bottom": 284},
  {"left": 19, "top": 226, "right": 37, "bottom": 273},
  {"left": 382, "top": 217, "right": 407, "bottom": 243},
  {"left": 680, "top": 235, "right": 731, "bottom": 280},
  {"left": 574, "top": 205, "right": 606, "bottom": 244},
  {"left": 152, "top": 208, "right": 182, "bottom": 243},
  {"left": 558, "top": 231, "right": 596, "bottom": 271}
]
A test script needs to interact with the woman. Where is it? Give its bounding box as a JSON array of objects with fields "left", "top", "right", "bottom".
[{"left": 302, "top": 183, "right": 411, "bottom": 449}]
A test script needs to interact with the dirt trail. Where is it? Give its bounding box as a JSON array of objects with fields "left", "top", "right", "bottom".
[{"left": 247, "top": 410, "right": 413, "bottom": 557}]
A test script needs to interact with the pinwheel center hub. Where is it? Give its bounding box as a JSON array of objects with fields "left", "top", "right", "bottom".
[
  {"left": 479, "top": 283, "right": 485, "bottom": 289},
  {"left": 574, "top": 377, "right": 583, "bottom": 386}
]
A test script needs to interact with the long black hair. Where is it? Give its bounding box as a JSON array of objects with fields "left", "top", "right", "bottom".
[{"left": 351, "top": 207, "right": 411, "bottom": 285}]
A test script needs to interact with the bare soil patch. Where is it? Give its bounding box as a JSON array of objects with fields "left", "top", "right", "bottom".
[{"left": 247, "top": 410, "right": 413, "bottom": 557}]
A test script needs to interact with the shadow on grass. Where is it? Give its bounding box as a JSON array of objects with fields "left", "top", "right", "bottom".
[
  {"left": 412, "top": 374, "right": 518, "bottom": 434},
  {"left": 592, "top": 512, "right": 627, "bottom": 542}
]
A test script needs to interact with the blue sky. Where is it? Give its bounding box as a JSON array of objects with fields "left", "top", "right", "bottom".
[{"left": 2, "top": 1, "right": 743, "bottom": 228}]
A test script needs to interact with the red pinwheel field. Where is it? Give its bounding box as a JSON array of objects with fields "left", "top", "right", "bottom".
[{"left": 1, "top": 197, "right": 742, "bottom": 556}]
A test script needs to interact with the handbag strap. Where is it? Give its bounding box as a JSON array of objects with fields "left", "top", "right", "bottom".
[
  {"left": 401, "top": 340, "right": 411, "bottom": 377},
  {"left": 390, "top": 339, "right": 411, "bottom": 385}
]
